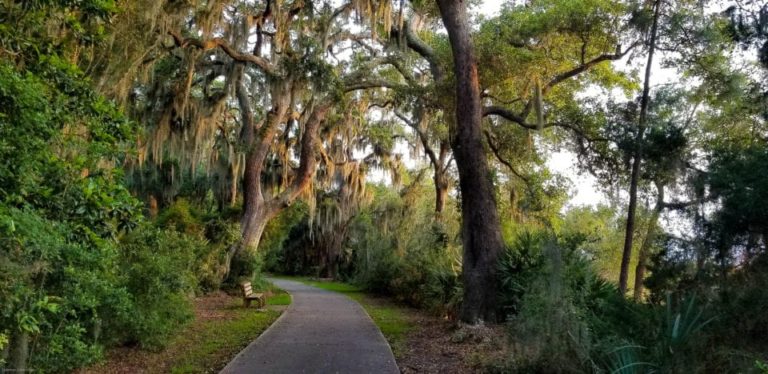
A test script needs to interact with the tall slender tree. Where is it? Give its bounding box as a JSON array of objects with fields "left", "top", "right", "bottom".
[{"left": 619, "top": 0, "right": 662, "bottom": 295}]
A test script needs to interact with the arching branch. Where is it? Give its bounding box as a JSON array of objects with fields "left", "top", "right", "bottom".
[
  {"left": 399, "top": 19, "right": 444, "bottom": 81},
  {"left": 544, "top": 41, "right": 641, "bottom": 93},
  {"left": 168, "top": 31, "right": 278, "bottom": 76},
  {"left": 483, "top": 106, "right": 608, "bottom": 142}
]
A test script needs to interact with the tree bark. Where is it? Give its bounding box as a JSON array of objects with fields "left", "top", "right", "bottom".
[
  {"left": 224, "top": 81, "right": 329, "bottom": 279},
  {"left": 239, "top": 81, "right": 291, "bottom": 252},
  {"left": 435, "top": 172, "right": 449, "bottom": 216},
  {"left": 8, "top": 330, "right": 29, "bottom": 371},
  {"left": 633, "top": 181, "right": 664, "bottom": 301},
  {"left": 619, "top": 0, "right": 661, "bottom": 295},
  {"left": 436, "top": 0, "right": 506, "bottom": 324}
]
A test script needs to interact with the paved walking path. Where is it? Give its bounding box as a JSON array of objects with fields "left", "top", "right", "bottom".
[{"left": 220, "top": 278, "right": 399, "bottom": 374}]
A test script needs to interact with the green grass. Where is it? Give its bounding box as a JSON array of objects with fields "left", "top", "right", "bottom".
[
  {"left": 84, "top": 285, "right": 292, "bottom": 374},
  {"left": 167, "top": 299, "right": 282, "bottom": 373},
  {"left": 276, "top": 275, "right": 413, "bottom": 356},
  {"left": 267, "top": 291, "right": 292, "bottom": 306}
]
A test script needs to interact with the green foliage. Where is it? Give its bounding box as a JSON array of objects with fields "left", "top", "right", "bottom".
[
  {"left": 262, "top": 202, "right": 309, "bottom": 274},
  {"left": 501, "top": 231, "right": 625, "bottom": 372},
  {"left": 156, "top": 198, "right": 205, "bottom": 236},
  {"left": 116, "top": 225, "right": 199, "bottom": 350},
  {"left": 706, "top": 144, "right": 768, "bottom": 252},
  {"left": 348, "top": 184, "right": 463, "bottom": 317},
  {"left": 475, "top": 0, "right": 634, "bottom": 114}
]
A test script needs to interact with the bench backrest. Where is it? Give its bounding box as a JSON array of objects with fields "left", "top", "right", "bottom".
[{"left": 241, "top": 282, "right": 253, "bottom": 297}]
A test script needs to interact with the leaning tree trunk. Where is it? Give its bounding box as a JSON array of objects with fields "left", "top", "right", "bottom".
[
  {"left": 436, "top": 0, "right": 506, "bottom": 324},
  {"left": 225, "top": 89, "right": 328, "bottom": 280},
  {"left": 224, "top": 79, "right": 291, "bottom": 279},
  {"left": 633, "top": 181, "right": 664, "bottom": 301},
  {"left": 619, "top": 0, "right": 661, "bottom": 295},
  {"left": 434, "top": 170, "right": 450, "bottom": 217}
]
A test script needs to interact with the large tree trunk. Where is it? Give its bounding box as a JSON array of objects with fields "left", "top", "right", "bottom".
[
  {"left": 619, "top": 0, "right": 661, "bottom": 295},
  {"left": 633, "top": 181, "right": 664, "bottom": 301},
  {"left": 225, "top": 86, "right": 328, "bottom": 279},
  {"left": 436, "top": 0, "right": 506, "bottom": 324},
  {"left": 224, "top": 79, "right": 291, "bottom": 278}
]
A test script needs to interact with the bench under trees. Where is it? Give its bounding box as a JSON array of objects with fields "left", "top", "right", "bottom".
[{"left": 240, "top": 282, "right": 267, "bottom": 308}]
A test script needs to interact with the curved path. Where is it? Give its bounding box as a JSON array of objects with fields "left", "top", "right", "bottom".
[{"left": 220, "top": 278, "right": 399, "bottom": 374}]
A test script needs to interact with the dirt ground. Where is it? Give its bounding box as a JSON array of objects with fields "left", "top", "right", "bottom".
[{"left": 397, "top": 312, "right": 511, "bottom": 373}]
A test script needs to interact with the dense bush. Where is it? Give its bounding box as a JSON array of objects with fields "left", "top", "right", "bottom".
[
  {"left": 347, "top": 185, "right": 464, "bottom": 317},
  {"left": 115, "top": 225, "right": 200, "bottom": 350},
  {"left": 497, "top": 229, "right": 723, "bottom": 373},
  {"left": 0, "top": 208, "right": 130, "bottom": 371}
]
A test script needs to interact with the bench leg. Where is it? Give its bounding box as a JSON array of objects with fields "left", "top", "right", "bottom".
[{"left": 244, "top": 299, "right": 251, "bottom": 308}]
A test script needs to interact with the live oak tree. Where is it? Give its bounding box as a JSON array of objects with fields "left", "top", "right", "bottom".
[
  {"left": 475, "top": 0, "right": 638, "bottom": 228},
  {"left": 118, "top": 0, "right": 411, "bottom": 278}
]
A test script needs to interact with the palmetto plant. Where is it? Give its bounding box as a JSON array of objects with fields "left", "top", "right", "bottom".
[
  {"left": 665, "top": 294, "right": 711, "bottom": 349},
  {"left": 605, "top": 344, "right": 657, "bottom": 374},
  {"left": 601, "top": 293, "right": 714, "bottom": 373}
]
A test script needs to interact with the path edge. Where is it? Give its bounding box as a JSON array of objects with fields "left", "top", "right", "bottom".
[{"left": 218, "top": 281, "right": 295, "bottom": 373}]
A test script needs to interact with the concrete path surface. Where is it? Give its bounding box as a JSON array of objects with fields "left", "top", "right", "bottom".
[{"left": 220, "top": 278, "right": 399, "bottom": 374}]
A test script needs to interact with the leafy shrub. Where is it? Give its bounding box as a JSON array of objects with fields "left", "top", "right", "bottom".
[
  {"left": 198, "top": 218, "right": 240, "bottom": 292},
  {"left": 500, "top": 231, "right": 650, "bottom": 373},
  {"left": 504, "top": 236, "right": 594, "bottom": 373},
  {"left": 0, "top": 207, "right": 134, "bottom": 372},
  {"left": 156, "top": 198, "right": 204, "bottom": 237},
  {"left": 115, "top": 225, "right": 199, "bottom": 350},
  {"left": 498, "top": 231, "right": 546, "bottom": 317},
  {"left": 348, "top": 185, "right": 463, "bottom": 317}
]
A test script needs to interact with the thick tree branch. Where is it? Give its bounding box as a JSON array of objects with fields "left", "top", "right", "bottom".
[
  {"left": 401, "top": 19, "right": 444, "bottom": 82},
  {"left": 483, "top": 106, "right": 608, "bottom": 142},
  {"left": 277, "top": 104, "right": 331, "bottom": 208},
  {"left": 544, "top": 41, "right": 641, "bottom": 93},
  {"left": 169, "top": 31, "right": 278, "bottom": 76},
  {"left": 343, "top": 80, "right": 404, "bottom": 92}
]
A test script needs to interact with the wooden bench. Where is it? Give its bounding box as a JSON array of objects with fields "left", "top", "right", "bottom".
[{"left": 240, "top": 282, "right": 267, "bottom": 308}]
